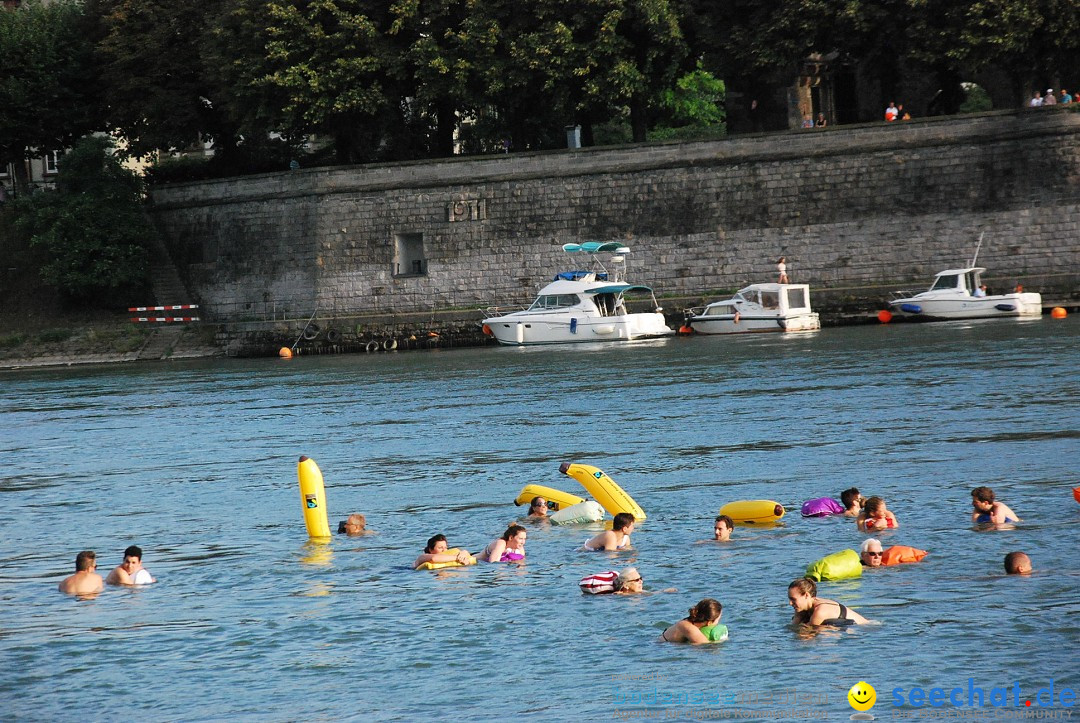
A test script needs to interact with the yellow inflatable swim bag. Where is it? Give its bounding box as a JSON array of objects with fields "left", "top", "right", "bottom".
[
  {"left": 805, "top": 549, "right": 862, "bottom": 581},
  {"left": 415, "top": 549, "right": 477, "bottom": 571}
]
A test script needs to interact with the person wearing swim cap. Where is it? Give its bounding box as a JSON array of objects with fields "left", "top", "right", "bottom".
[
  {"left": 106, "top": 545, "right": 155, "bottom": 585},
  {"left": 583, "top": 512, "right": 635, "bottom": 551},
  {"left": 860, "top": 538, "right": 883, "bottom": 567},
  {"left": 1004, "top": 551, "right": 1032, "bottom": 575},
  {"left": 971, "top": 486, "right": 1020, "bottom": 524}
]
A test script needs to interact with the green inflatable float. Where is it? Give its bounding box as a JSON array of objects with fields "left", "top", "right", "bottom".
[{"left": 805, "top": 549, "right": 862, "bottom": 581}]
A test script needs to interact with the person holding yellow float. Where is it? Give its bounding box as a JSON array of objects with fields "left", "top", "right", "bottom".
[
  {"left": 414, "top": 534, "right": 474, "bottom": 569},
  {"left": 787, "top": 578, "right": 868, "bottom": 626},
  {"left": 583, "top": 512, "right": 635, "bottom": 551},
  {"left": 659, "top": 598, "right": 727, "bottom": 643},
  {"left": 478, "top": 525, "right": 527, "bottom": 562}
]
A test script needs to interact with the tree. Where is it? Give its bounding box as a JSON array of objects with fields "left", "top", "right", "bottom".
[
  {"left": 12, "top": 137, "right": 150, "bottom": 304},
  {"left": 0, "top": 0, "right": 100, "bottom": 195},
  {"left": 86, "top": 0, "right": 238, "bottom": 159}
]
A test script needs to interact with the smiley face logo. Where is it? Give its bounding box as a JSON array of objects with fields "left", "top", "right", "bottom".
[{"left": 848, "top": 681, "right": 876, "bottom": 712}]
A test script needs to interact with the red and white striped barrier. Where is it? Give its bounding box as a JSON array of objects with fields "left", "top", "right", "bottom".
[
  {"left": 128, "top": 305, "right": 199, "bottom": 312},
  {"left": 130, "top": 317, "right": 200, "bottom": 323}
]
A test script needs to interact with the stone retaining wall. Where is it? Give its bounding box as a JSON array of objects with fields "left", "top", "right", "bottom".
[{"left": 151, "top": 108, "right": 1080, "bottom": 323}]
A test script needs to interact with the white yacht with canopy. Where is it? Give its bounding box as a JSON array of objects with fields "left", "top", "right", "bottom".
[
  {"left": 686, "top": 283, "right": 820, "bottom": 334},
  {"left": 481, "top": 242, "right": 674, "bottom": 345}
]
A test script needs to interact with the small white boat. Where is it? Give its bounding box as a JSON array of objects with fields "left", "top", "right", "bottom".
[
  {"left": 481, "top": 242, "right": 674, "bottom": 346},
  {"left": 888, "top": 267, "right": 1042, "bottom": 320},
  {"left": 687, "top": 283, "right": 820, "bottom": 334}
]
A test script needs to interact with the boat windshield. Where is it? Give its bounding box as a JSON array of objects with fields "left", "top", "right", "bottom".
[
  {"left": 930, "top": 274, "right": 961, "bottom": 292},
  {"left": 528, "top": 294, "right": 581, "bottom": 310},
  {"left": 760, "top": 290, "right": 780, "bottom": 310}
]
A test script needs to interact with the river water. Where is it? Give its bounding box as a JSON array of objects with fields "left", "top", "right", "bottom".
[{"left": 1, "top": 318, "right": 1078, "bottom": 721}]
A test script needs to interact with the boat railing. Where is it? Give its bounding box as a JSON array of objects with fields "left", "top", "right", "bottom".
[
  {"left": 890, "top": 289, "right": 921, "bottom": 300},
  {"left": 481, "top": 304, "right": 528, "bottom": 317}
]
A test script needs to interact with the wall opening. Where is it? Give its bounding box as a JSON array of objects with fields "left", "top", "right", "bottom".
[{"left": 393, "top": 232, "right": 427, "bottom": 277}]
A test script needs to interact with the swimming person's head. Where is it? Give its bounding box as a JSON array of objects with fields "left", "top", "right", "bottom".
[
  {"left": 338, "top": 514, "right": 366, "bottom": 535},
  {"left": 612, "top": 512, "right": 635, "bottom": 533},
  {"left": 614, "top": 567, "right": 644, "bottom": 593},
  {"left": 860, "top": 538, "right": 884, "bottom": 567},
  {"left": 863, "top": 496, "right": 886, "bottom": 516},
  {"left": 687, "top": 598, "right": 723, "bottom": 625},
  {"left": 787, "top": 578, "right": 817, "bottom": 612},
  {"left": 529, "top": 496, "right": 548, "bottom": 516},
  {"left": 841, "top": 488, "right": 862, "bottom": 510},
  {"left": 424, "top": 534, "right": 448, "bottom": 554},
  {"left": 75, "top": 550, "right": 96, "bottom": 572},
  {"left": 1004, "top": 551, "right": 1032, "bottom": 575},
  {"left": 500, "top": 525, "right": 527, "bottom": 548},
  {"left": 713, "top": 515, "right": 734, "bottom": 541},
  {"left": 972, "top": 486, "right": 996, "bottom": 511}
]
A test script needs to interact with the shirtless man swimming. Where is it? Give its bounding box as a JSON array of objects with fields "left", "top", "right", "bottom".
[
  {"left": 58, "top": 551, "right": 104, "bottom": 596},
  {"left": 106, "top": 545, "right": 155, "bottom": 585},
  {"left": 971, "top": 486, "right": 1020, "bottom": 524},
  {"left": 584, "top": 512, "right": 635, "bottom": 551}
]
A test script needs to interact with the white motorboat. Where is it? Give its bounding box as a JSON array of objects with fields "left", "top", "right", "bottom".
[
  {"left": 481, "top": 242, "right": 674, "bottom": 346},
  {"left": 686, "top": 283, "right": 820, "bottom": 334},
  {"left": 888, "top": 267, "right": 1042, "bottom": 320}
]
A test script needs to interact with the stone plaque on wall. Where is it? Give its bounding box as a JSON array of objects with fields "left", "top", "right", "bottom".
[{"left": 447, "top": 199, "right": 487, "bottom": 222}]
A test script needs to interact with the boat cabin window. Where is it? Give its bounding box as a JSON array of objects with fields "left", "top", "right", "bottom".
[
  {"left": 930, "top": 274, "right": 961, "bottom": 292},
  {"left": 528, "top": 294, "right": 580, "bottom": 310},
  {"left": 760, "top": 291, "right": 780, "bottom": 310},
  {"left": 785, "top": 287, "right": 807, "bottom": 310}
]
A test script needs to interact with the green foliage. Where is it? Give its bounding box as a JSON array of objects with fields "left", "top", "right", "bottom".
[
  {"left": 36, "top": 328, "right": 74, "bottom": 344},
  {"left": 959, "top": 83, "right": 993, "bottom": 113},
  {"left": 660, "top": 63, "right": 726, "bottom": 126},
  {"left": 12, "top": 137, "right": 151, "bottom": 304},
  {"left": 0, "top": 0, "right": 100, "bottom": 186}
]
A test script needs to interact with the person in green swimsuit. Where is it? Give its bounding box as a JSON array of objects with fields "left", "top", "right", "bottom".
[{"left": 658, "top": 598, "right": 725, "bottom": 643}]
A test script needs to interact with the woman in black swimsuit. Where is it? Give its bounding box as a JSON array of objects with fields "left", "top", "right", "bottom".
[
  {"left": 787, "top": 578, "right": 869, "bottom": 626},
  {"left": 658, "top": 598, "right": 723, "bottom": 643}
]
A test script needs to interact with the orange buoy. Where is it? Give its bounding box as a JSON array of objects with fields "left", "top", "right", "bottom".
[
  {"left": 482, "top": 324, "right": 493, "bottom": 336},
  {"left": 877, "top": 310, "right": 893, "bottom": 324},
  {"left": 1051, "top": 307, "right": 1067, "bottom": 319},
  {"left": 678, "top": 324, "right": 694, "bottom": 335},
  {"left": 1073, "top": 486, "right": 1080, "bottom": 505},
  {"left": 278, "top": 347, "right": 293, "bottom": 358}
]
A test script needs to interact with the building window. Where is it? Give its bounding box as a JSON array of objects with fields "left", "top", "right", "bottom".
[
  {"left": 392, "top": 233, "right": 427, "bottom": 277},
  {"left": 44, "top": 151, "right": 62, "bottom": 175}
]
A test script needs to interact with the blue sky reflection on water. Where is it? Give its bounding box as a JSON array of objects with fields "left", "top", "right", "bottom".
[{"left": 1, "top": 317, "right": 1078, "bottom": 720}]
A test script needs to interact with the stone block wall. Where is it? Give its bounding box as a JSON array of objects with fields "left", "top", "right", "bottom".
[{"left": 150, "top": 108, "right": 1080, "bottom": 322}]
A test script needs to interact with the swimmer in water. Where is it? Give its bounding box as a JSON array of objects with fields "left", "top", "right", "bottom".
[
  {"left": 971, "top": 486, "right": 1020, "bottom": 524},
  {"left": 859, "top": 538, "right": 883, "bottom": 567},
  {"left": 713, "top": 515, "right": 734, "bottom": 542},
  {"left": 527, "top": 496, "right": 549, "bottom": 518},
  {"left": 857, "top": 496, "right": 899, "bottom": 531},
  {"left": 787, "top": 578, "right": 868, "bottom": 626},
  {"left": 413, "top": 534, "right": 473, "bottom": 568},
  {"left": 1004, "top": 551, "right": 1032, "bottom": 575},
  {"left": 58, "top": 550, "right": 104, "bottom": 596},
  {"left": 840, "top": 487, "right": 863, "bottom": 517},
  {"left": 659, "top": 598, "right": 724, "bottom": 643},
  {"left": 583, "top": 512, "right": 635, "bottom": 551},
  {"left": 479, "top": 525, "right": 527, "bottom": 562},
  {"left": 105, "top": 545, "right": 155, "bottom": 585},
  {"left": 337, "top": 513, "right": 369, "bottom": 536}
]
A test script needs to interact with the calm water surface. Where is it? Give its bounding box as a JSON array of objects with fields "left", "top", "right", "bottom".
[{"left": 2, "top": 319, "right": 1078, "bottom": 721}]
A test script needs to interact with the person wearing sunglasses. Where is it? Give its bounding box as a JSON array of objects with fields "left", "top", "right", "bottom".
[
  {"left": 859, "top": 538, "right": 884, "bottom": 568},
  {"left": 527, "top": 496, "right": 549, "bottom": 518}
]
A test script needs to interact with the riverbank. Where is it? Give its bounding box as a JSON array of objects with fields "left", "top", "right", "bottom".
[{"left": 3, "top": 278, "right": 1075, "bottom": 370}]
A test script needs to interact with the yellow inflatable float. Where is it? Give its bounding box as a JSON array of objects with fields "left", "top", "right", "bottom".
[
  {"left": 560, "top": 462, "right": 646, "bottom": 520},
  {"left": 513, "top": 484, "right": 584, "bottom": 512},
  {"left": 297, "top": 455, "right": 332, "bottom": 539},
  {"left": 415, "top": 549, "right": 477, "bottom": 571},
  {"left": 718, "top": 499, "right": 785, "bottom": 525}
]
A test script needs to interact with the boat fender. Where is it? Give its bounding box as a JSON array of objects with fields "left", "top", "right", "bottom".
[
  {"left": 415, "top": 549, "right": 477, "bottom": 570},
  {"left": 325, "top": 329, "right": 341, "bottom": 343},
  {"left": 579, "top": 570, "right": 618, "bottom": 594},
  {"left": 482, "top": 324, "right": 493, "bottom": 336},
  {"left": 994, "top": 304, "right": 1016, "bottom": 312},
  {"left": 899, "top": 304, "right": 922, "bottom": 314},
  {"left": 1074, "top": 486, "right": 1080, "bottom": 505},
  {"left": 570, "top": 318, "right": 578, "bottom": 334},
  {"left": 302, "top": 323, "right": 320, "bottom": 340},
  {"left": 365, "top": 341, "right": 379, "bottom": 353},
  {"left": 805, "top": 549, "right": 862, "bottom": 581},
  {"left": 880, "top": 545, "right": 928, "bottom": 566},
  {"left": 777, "top": 318, "right": 787, "bottom": 330},
  {"left": 383, "top": 338, "right": 398, "bottom": 351},
  {"left": 800, "top": 497, "right": 846, "bottom": 517},
  {"left": 718, "top": 500, "right": 785, "bottom": 524}
]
